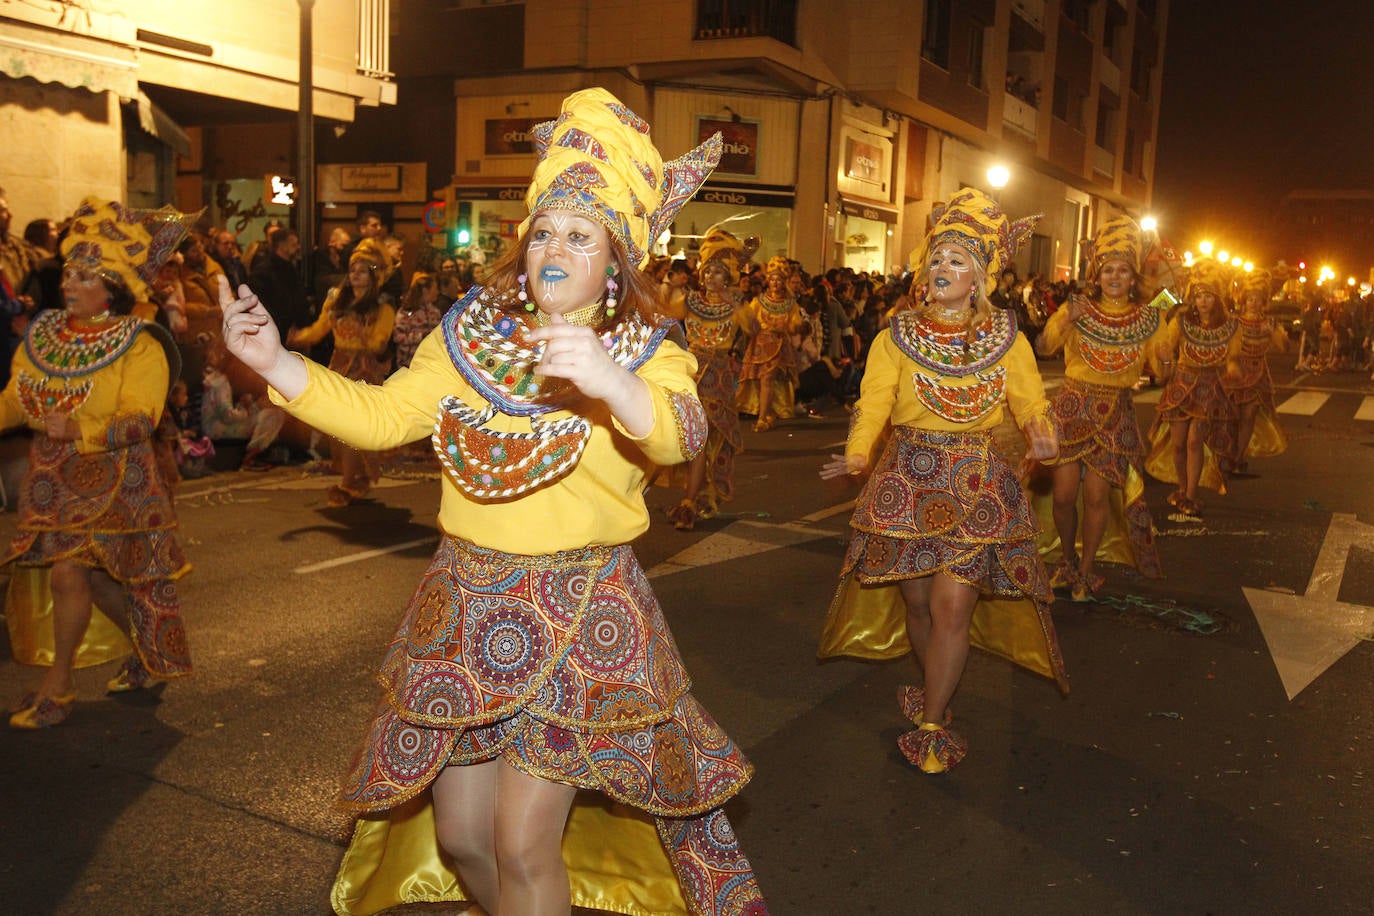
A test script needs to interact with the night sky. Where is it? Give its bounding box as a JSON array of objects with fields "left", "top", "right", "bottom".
[{"left": 1151, "top": 0, "right": 1374, "bottom": 268}]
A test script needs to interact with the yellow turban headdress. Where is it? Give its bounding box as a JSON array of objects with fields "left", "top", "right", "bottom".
[
  {"left": 60, "top": 197, "right": 198, "bottom": 300},
  {"left": 911, "top": 188, "right": 1038, "bottom": 279},
  {"left": 349, "top": 237, "right": 391, "bottom": 280},
  {"left": 1088, "top": 215, "right": 1142, "bottom": 275},
  {"left": 1184, "top": 257, "right": 1228, "bottom": 301},
  {"left": 764, "top": 255, "right": 794, "bottom": 279},
  {"left": 520, "top": 88, "right": 723, "bottom": 268},
  {"left": 697, "top": 227, "right": 758, "bottom": 284},
  {"left": 1239, "top": 267, "right": 1273, "bottom": 302}
]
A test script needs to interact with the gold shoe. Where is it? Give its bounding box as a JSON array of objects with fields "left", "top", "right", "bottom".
[
  {"left": 897, "top": 722, "right": 968, "bottom": 774},
  {"left": 9, "top": 691, "right": 76, "bottom": 729},
  {"left": 106, "top": 655, "right": 157, "bottom": 694}
]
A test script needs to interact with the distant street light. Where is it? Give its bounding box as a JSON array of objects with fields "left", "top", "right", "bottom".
[
  {"left": 1218, "top": 250, "right": 1230, "bottom": 263},
  {"left": 1140, "top": 216, "right": 1158, "bottom": 233},
  {"left": 987, "top": 165, "right": 1010, "bottom": 189},
  {"left": 1231, "top": 257, "right": 1243, "bottom": 268},
  {"left": 1199, "top": 240, "right": 1214, "bottom": 256},
  {"left": 1243, "top": 261, "right": 1254, "bottom": 272}
]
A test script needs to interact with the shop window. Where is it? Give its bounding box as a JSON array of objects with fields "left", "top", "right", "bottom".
[
  {"left": 1095, "top": 101, "right": 1115, "bottom": 151},
  {"left": 694, "top": 0, "right": 798, "bottom": 45},
  {"left": 968, "top": 20, "right": 986, "bottom": 88},
  {"left": 922, "top": 0, "right": 952, "bottom": 69}
]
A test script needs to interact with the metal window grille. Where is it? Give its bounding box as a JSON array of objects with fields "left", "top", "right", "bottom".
[{"left": 357, "top": 0, "right": 393, "bottom": 79}]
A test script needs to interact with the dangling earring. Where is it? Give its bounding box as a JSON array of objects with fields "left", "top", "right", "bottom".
[
  {"left": 604, "top": 265, "right": 619, "bottom": 316},
  {"left": 517, "top": 273, "right": 534, "bottom": 311},
  {"left": 969, "top": 286, "right": 977, "bottom": 308}
]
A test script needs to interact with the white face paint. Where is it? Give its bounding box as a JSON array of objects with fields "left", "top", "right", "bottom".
[
  {"left": 525, "top": 211, "right": 614, "bottom": 315},
  {"left": 926, "top": 243, "right": 975, "bottom": 306}
]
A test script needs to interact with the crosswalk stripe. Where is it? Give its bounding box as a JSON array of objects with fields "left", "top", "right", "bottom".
[
  {"left": 1276, "top": 391, "right": 1331, "bottom": 416},
  {"left": 1356, "top": 397, "right": 1374, "bottom": 423}
]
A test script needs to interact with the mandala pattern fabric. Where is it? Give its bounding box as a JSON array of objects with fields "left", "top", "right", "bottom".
[
  {"left": 6, "top": 433, "right": 191, "bottom": 677},
  {"left": 1044, "top": 379, "right": 1161, "bottom": 578},
  {"left": 675, "top": 347, "right": 743, "bottom": 507},
  {"left": 341, "top": 536, "right": 753, "bottom": 817},
  {"left": 845, "top": 427, "right": 1051, "bottom": 605},
  {"left": 657, "top": 808, "right": 769, "bottom": 915},
  {"left": 1148, "top": 365, "right": 1236, "bottom": 480}
]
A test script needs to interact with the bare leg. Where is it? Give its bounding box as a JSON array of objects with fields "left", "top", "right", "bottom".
[
  {"left": 756, "top": 372, "right": 775, "bottom": 428},
  {"left": 681, "top": 449, "right": 708, "bottom": 506},
  {"left": 432, "top": 760, "right": 500, "bottom": 914},
  {"left": 898, "top": 575, "right": 932, "bottom": 673},
  {"left": 1049, "top": 460, "right": 1083, "bottom": 567},
  {"left": 899, "top": 573, "right": 977, "bottom": 725},
  {"left": 1185, "top": 420, "right": 1207, "bottom": 500},
  {"left": 1168, "top": 419, "right": 1190, "bottom": 494},
  {"left": 38, "top": 561, "right": 95, "bottom": 698},
  {"left": 493, "top": 763, "right": 577, "bottom": 916},
  {"left": 89, "top": 569, "right": 132, "bottom": 634},
  {"left": 1079, "top": 468, "right": 1112, "bottom": 582},
  {"left": 1234, "top": 402, "right": 1259, "bottom": 465}
]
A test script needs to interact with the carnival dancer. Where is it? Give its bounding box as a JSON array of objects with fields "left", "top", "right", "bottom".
[
  {"left": 1145, "top": 257, "right": 1240, "bottom": 517},
  {"left": 818, "top": 188, "right": 1067, "bottom": 774},
  {"left": 4, "top": 198, "right": 195, "bottom": 729},
  {"left": 1029, "top": 216, "right": 1166, "bottom": 601},
  {"left": 1223, "top": 267, "right": 1288, "bottom": 473},
  {"left": 222, "top": 88, "right": 766, "bottom": 916},
  {"left": 666, "top": 227, "right": 756, "bottom": 531},
  {"left": 737, "top": 256, "right": 806, "bottom": 431}
]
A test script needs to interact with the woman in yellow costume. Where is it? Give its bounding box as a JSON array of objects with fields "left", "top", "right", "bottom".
[
  {"left": 222, "top": 88, "right": 766, "bottom": 916},
  {"left": 818, "top": 188, "right": 1066, "bottom": 774},
  {"left": 1029, "top": 216, "right": 1166, "bottom": 601},
  {"left": 288, "top": 237, "right": 397, "bottom": 506},
  {"left": 736, "top": 256, "right": 806, "bottom": 431},
  {"left": 4, "top": 198, "right": 194, "bottom": 729},
  {"left": 1145, "top": 257, "right": 1240, "bottom": 517},
  {"left": 666, "top": 227, "right": 756, "bottom": 531},
  {"left": 1223, "top": 267, "right": 1288, "bottom": 473}
]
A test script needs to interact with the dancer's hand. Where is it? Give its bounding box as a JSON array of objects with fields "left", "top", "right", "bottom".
[
  {"left": 820, "top": 452, "right": 866, "bottom": 480},
  {"left": 219, "top": 274, "right": 307, "bottom": 398},
  {"left": 1023, "top": 414, "right": 1058, "bottom": 462},
  {"left": 527, "top": 313, "right": 625, "bottom": 402}
]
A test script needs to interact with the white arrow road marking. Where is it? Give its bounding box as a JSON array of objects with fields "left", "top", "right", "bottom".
[
  {"left": 1244, "top": 513, "right": 1374, "bottom": 699},
  {"left": 648, "top": 517, "right": 847, "bottom": 579}
]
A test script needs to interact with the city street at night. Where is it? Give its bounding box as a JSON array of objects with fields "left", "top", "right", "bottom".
[{"left": 3, "top": 355, "right": 1372, "bottom": 915}]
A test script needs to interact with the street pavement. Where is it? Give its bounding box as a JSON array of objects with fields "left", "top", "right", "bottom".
[{"left": 2, "top": 353, "right": 1372, "bottom": 915}]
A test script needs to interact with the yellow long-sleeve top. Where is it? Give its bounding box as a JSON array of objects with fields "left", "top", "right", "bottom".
[
  {"left": 0, "top": 313, "right": 169, "bottom": 453},
  {"left": 292, "top": 289, "right": 397, "bottom": 358},
  {"left": 1038, "top": 298, "right": 1169, "bottom": 387},
  {"left": 846, "top": 311, "right": 1050, "bottom": 462},
  {"left": 269, "top": 311, "right": 702, "bottom": 555}
]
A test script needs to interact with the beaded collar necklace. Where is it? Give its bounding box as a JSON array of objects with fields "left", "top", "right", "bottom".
[
  {"left": 1074, "top": 297, "right": 1160, "bottom": 346},
  {"left": 758, "top": 291, "right": 796, "bottom": 315},
  {"left": 24, "top": 310, "right": 144, "bottom": 378},
  {"left": 890, "top": 307, "right": 1017, "bottom": 378},
  {"left": 686, "top": 288, "right": 738, "bottom": 321}
]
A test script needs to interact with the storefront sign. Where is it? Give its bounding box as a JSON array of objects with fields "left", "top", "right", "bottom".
[
  {"left": 697, "top": 183, "right": 795, "bottom": 208},
  {"left": 845, "top": 138, "right": 884, "bottom": 183},
  {"left": 484, "top": 118, "right": 544, "bottom": 156},
  {"left": 451, "top": 185, "right": 528, "bottom": 201},
  {"left": 840, "top": 198, "right": 898, "bottom": 224},
  {"left": 698, "top": 117, "right": 759, "bottom": 177},
  {"left": 340, "top": 165, "right": 401, "bottom": 192}
]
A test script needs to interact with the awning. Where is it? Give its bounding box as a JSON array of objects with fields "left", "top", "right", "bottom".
[
  {"left": 130, "top": 89, "right": 191, "bottom": 157},
  {"left": 0, "top": 25, "right": 137, "bottom": 98},
  {"left": 839, "top": 197, "right": 899, "bottom": 224}
]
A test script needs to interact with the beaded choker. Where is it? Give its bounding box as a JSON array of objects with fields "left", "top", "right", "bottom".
[
  {"left": 686, "top": 289, "right": 739, "bottom": 321},
  {"left": 1073, "top": 298, "right": 1159, "bottom": 347},
  {"left": 1179, "top": 316, "right": 1236, "bottom": 367},
  {"left": 757, "top": 291, "right": 796, "bottom": 315}
]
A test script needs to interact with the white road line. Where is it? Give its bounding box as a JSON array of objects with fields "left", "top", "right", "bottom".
[
  {"left": 799, "top": 500, "right": 857, "bottom": 523},
  {"left": 1355, "top": 397, "right": 1374, "bottom": 422},
  {"left": 1276, "top": 391, "right": 1331, "bottom": 416},
  {"left": 294, "top": 537, "right": 437, "bottom": 574}
]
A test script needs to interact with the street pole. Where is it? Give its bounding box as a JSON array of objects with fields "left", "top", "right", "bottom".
[{"left": 297, "top": 0, "right": 315, "bottom": 294}]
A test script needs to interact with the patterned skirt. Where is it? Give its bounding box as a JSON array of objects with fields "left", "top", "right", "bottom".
[
  {"left": 668, "top": 347, "right": 743, "bottom": 511},
  {"left": 1145, "top": 367, "right": 1234, "bottom": 491},
  {"left": 820, "top": 427, "right": 1067, "bottom": 691},
  {"left": 1040, "top": 379, "right": 1161, "bottom": 577},
  {"left": 1224, "top": 357, "right": 1287, "bottom": 459},
  {"left": 342, "top": 536, "right": 753, "bottom": 817}
]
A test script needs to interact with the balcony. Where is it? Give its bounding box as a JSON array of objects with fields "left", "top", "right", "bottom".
[
  {"left": 694, "top": 0, "right": 798, "bottom": 46},
  {"left": 1099, "top": 55, "right": 1120, "bottom": 96},
  {"left": 1011, "top": 0, "right": 1045, "bottom": 31},
  {"left": 1003, "top": 94, "right": 1038, "bottom": 139}
]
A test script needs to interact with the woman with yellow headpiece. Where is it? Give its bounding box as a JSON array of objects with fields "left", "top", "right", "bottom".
[
  {"left": 666, "top": 226, "right": 756, "bottom": 530},
  {"left": 1029, "top": 216, "right": 1167, "bottom": 601},
  {"left": 818, "top": 188, "right": 1067, "bottom": 775},
  {"left": 1223, "top": 267, "right": 1288, "bottom": 472},
  {"left": 1145, "top": 256, "right": 1241, "bottom": 516},
  {"left": 222, "top": 88, "right": 766, "bottom": 916},
  {"left": 736, "top": 255, "right": 807, "bottom": 431},
  {"left": 287, "top": 237, "right": 397, "bottom": 506},
  {"left": 3, "top": 197, "right": 195, "bottom": 729}
]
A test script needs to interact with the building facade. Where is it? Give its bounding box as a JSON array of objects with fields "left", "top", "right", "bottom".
[
  {"left": 418, "top": 0, "right": 1168, "bottom": 280},
  {"left": 0, "top": 0, "right": 394, "bottom": 242}
]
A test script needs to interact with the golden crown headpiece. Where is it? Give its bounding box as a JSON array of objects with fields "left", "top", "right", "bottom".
[
  {"left": 912, "top": 188, "right": 1039, "bottom": 279},
  {"left": 1184, "top": 257, "right": 1229, "bottom": 301},
  {"left": 1088, "top": 215, "right": 1143, "bottom": 275},
  {"left": 697, "top": 227, "right": 758, "bottom": 284},
  {"left": 521, "top": 88, "right": 723, "bottom": 269},
  {"left": 60, "top": 197, "right": 199, "bottom": 300},
  {"left": 1239, "top": 267, "right": 1273, "bottom": 300}
]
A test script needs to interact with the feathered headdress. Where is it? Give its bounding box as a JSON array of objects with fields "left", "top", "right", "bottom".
[{"left": 1088, "top": 215, "right": 1143, "bottom": 275}]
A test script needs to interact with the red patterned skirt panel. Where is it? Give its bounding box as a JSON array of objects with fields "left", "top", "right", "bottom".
[
  {"left": 1150, "top": 366, "right": 1236, "bottom": 467},
  {"left": 1046, "top": 379, "right": 1161, "bottom": 577},
  {"left": 341, "top": 537, "right": 753, "bottom": 818},
  {"left": 738, "top": 330, "right": 796, "bottom": 382},
  {"left": 694, "top": 348, "right": 743, "bottom": 504},
  {"left": 1223, "top": 356, "right": 1275, "bottom": 411},
  {"left": 844, "top": 427, "right": 1052, "bottom": 605},
  {"left": 5, "top": 434, "right": 191, "bottom": 677}
]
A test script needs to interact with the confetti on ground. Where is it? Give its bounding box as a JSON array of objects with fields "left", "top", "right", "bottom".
[{"left": 1093, "top": 593, "right": 1226, "bottom": 635}]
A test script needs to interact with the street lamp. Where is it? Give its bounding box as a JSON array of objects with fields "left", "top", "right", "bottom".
[
  {"left": 1140, "top": 216, "right": 1158, "bottom": 233},
  {"left": 1199, "top": 240, "right": 1214, "bottom": 256},
  {"left": 1231, "top": 257, "right": 1243, "bottom": 268},
  {"left": 1244, "top": 261, "right": 1254, "bottom": 272},
  {"left": 986, "top": 165, "right": 1010, "bottom": 191},
  {"left": 1217, "top": 249, "right": 1230, "bottom": 263}
]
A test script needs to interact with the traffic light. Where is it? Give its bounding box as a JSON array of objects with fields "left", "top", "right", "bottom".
[{"left": 450, "top": 201, "right": 472, "bottom": 248}]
